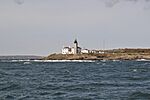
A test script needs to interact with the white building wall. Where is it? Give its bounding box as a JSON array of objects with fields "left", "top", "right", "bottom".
[
  {"left": 71, "top": 48, "right": 75, "bottom": 54},
  {"left": 81, "top": 49, "right": 89, "bottom": 54},
  {"left": 62, "top": 49, "right": 68, "bottom": 54},
  {"left": 62, "top": 48, "right": 71, "bottom": 54},
  {"left": 62, "top": 47, "right": 81, "bottom": 54}
]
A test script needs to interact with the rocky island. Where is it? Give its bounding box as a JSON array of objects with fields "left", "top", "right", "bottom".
[
  {"left": 43, "top": 39, "right": 150, "bottom": 60},
  {"left": 44, "top": 48, "right": 150, "bottom": 60}
]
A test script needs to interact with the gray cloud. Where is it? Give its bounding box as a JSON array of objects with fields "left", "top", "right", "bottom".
[
  {"left": 14, "top": 0, "right": 24, "bottom": 5},
  {"left": 13, "top": 0, "right": 150, "bottom": 7},
  {"left": 104, "top": 0, "right": 120, "bottom": 7},
  {"left": 0, "top": 0, "right": 149, "bottom": 55},
  {"left": 104, "top": 0, "right": 150, "bottom": 7}
]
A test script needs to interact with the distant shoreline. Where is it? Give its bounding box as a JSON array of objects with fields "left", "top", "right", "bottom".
[{"left": 0, "top": 56, "right": 42, "bottom": 60}]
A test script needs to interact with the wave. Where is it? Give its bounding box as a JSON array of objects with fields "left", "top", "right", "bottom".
[
  {"left": 0, "top": 59, "right": 31, "bottom": 62},
  {"left": 0, "top": 59, "right": 95, "bottom": 63},
  {"left": 129, "top": 91, "right": 150, "bottom": 99}
]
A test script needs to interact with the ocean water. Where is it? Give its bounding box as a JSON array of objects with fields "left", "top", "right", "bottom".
[{"left": 0, "top": 60, "right": 150, "bottom": 100}]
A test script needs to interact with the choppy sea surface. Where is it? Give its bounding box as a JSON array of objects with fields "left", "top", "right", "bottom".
[{"left": 0, "top": 60, "right": 150, "bottom": 100}]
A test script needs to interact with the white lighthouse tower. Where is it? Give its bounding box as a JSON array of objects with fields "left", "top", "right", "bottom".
[{"left": 74, "top": 39, "right": 78, "bottom": 54}]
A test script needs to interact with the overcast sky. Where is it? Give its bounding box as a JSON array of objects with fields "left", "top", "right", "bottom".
[{"left": 0, "top": 0, "right": 150, "bottom": 56}]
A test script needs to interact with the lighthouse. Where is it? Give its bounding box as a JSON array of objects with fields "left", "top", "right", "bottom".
[
  {"left": 74, "top": 39, "right": 78, "bottom": 54},
  {"left": 61, "top": 39, "right": 81, "bottom": 54}
]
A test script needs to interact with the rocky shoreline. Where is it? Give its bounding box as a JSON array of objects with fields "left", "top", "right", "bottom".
[{"left": 43, "top": 53, "right": 150, "bottom": 61}]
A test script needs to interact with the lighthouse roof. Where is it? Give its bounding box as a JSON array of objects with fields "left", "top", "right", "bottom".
[{"left": 74, "top": 39, "right": 78, "bottom": 43}]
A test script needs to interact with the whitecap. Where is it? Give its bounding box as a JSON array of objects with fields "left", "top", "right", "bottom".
[
  {"left": 11, "top": 59, "right": 31, "bottom": 62},
  {"left": 136, "top": 59, "right": 150, "bottom": 62},
  {"left": 33, "top": 60, "right": 95, "bottom": 63},
  {"left": 23, "top": 62, "right": 31, "bottom": 64},
  {"left": 133, "top": 69, "right": 137, "bottom": 72}
]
